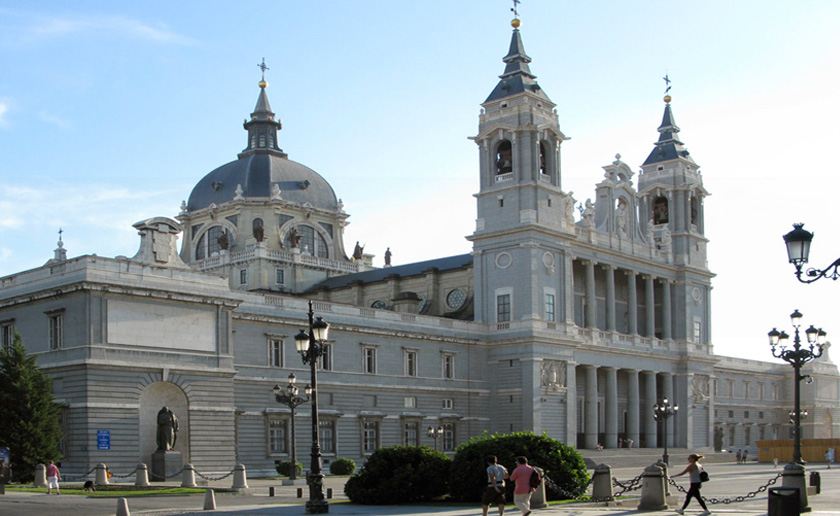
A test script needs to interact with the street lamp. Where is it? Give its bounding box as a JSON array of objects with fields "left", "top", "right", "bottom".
[
  {"left": 769, "top": 309, "right": 826, "bottom": 464},
  {"left": 273, "top": 373, "right": 311, "bottom": 481},
  {"left": 653, "top": 398, "right": 679, "bottom": 466},
  {"left": 427, "top": 425, "right": 443, "bottom": 452},
  {"left": 783, "top": 223, "right": 840, "bottom": 283},
  {"left": 788, "top": 409, "right": 809, "bottom": 425},
  {"left": 294, "top": 300, "right": 331, "bottom": 514}
]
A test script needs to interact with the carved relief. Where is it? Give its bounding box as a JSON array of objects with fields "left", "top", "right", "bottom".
[
  {"left": 692, "top": 375, "right": 710, "bottom": 402},
  {"left": 540, "top": 360, "right": 566, "bottom": 391}
]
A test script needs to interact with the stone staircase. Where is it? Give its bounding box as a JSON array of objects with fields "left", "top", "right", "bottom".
[{"left": 578, "top": 448, "right": 738, "bottom": 469}]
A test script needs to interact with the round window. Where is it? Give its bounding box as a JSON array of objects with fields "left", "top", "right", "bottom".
[
  {"left": 446, "top": 289, "right": 467, "bottom": 310},
  {"left": 371, "top": 300, "right": 387, "bottom": 310}
]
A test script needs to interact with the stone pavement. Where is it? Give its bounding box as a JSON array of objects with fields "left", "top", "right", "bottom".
[{"left": 1, "top": 462, "right": 838, "bottom": 516}]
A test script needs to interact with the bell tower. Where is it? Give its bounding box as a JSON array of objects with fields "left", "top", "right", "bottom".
[{"left": 468, "top": 17, "right": 572, "bottom": 325}]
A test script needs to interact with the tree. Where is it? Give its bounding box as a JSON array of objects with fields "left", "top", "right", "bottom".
[
  {"left": 344, "top": 446, "right": 450, "bottom": 504},
  {"left": 0, "top": 333, "right": 63, "bottom": 482}
]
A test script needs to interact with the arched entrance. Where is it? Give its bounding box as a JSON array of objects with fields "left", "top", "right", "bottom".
[{"left": 139, "top": 382, "right": 189, "bottom": 466}]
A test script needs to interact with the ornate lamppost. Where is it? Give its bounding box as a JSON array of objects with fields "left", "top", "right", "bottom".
[
  {"left": 653, "top": 398, "right": 679, "bottom": 466},
  {"left": 427, "top": 425, "right": 443, "bottom": 452},
  {"left": 788, "top": 409, "right": 809, "bottom": 425},
  {"left": 783, "top": 223, "right": 840, "bottom": 283},
  {"left": 273, "top": 373, "right": 310, "bottom": 481},
  {"left": 294, "top": 301, "right": 330, "bottom": 514},
  {"left": 768, "top": 309, "right": 826, "bottom": 464}
]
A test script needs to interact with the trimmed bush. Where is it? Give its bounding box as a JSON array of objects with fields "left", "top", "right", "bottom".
[
  {"left": 448, "top": 431, "right": 589, "bottom": 502},
  {"left": 329, "top": 457, "right": 356, "bottom": 475},
  {"left": 344, "top": 446, "right": 449, "bottom": 504},
  {"left": 275, "top": 460, "right": 303, "bottom": 477}
]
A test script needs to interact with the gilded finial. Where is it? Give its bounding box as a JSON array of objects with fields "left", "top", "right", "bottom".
[
  {"left": 258, "top": 58, "right": 269, "bottom": 88},
  {"left": 663, "top": 73, "right": 672, "bottom": 103},
  {"left": 511, "top": 0, "right": 521, "bottom": 28}
]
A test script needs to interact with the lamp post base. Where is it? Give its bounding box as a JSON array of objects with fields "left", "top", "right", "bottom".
[{"left": 305, "top": 499, "right": 329, "bottom": 514}]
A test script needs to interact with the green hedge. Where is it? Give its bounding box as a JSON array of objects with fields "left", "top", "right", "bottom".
[
  {"left": 329, "top": 457, "right": 356, "bottom": 475},
  {"left": 275, "top": 460, "right": 303, "bottom": 477},
  {"left": 448, "top": 431, "right": 589, "bottom": 502},
  {"left": 344, "top": 446, "right": 449, "bottom": 504}
]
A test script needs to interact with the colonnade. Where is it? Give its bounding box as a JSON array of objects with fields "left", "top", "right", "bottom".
[
  {"left": 579, "top": 261, "right": 673, "bottom": 339},
  {"left": 576, "top": 365, "right": 679, "bottom": 450}
]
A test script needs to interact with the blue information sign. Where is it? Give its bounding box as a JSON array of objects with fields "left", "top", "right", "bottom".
[{"left": 97, "top": 430, "right": 110, "bottom": 450}]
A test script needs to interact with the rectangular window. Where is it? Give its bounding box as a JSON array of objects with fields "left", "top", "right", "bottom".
[
  {"left": 363, "top": 346, "right": 377, "bottom": 374},
  {"left": 269, "top": 339, "right": 283, "bottom": 367},
  {"left": 1, "top": 321, "right": 14, "bottom": 352},
  {"left": 442, "top": 353, "right": 455, "bottom": 379},
  {"left": 759, "top": 411, "right": 764, "bottom": 419},
  {"left": 404, "top": 421, "right": 419, "bottom": 446},
  {"left": 497, "top": 294, "right": 511, "bottom": 322},
  {"left": 275, "top": 269, "right": 285, "bottom": 285},
  {"left": 240, "top": 269, "right": 248, "bottom": 285},
  {"left": 48, "top": 313, "right": 63, "bottom": 350},
  {"left": 363, "top": 421, "right": 379, "bottom": 453},
  {"left": 405, "top": 350, "right": 418, "bottom": 377},
  {"left": 693, "top": 320, "right": 702, "bottom": 343},
  {"left": 744, "top": 410, "right": 749, "bottom": 419},
  {"left": 545, "top": 293, "right": 556, "bottom": 322},
  {"left": 404, "top": 396, "right": 417, "bottom": 408},
  {"left": 269, "top": 419, "right": 287, "bottom": 454},
  {"left": 728, "top": 410, "right": 734, "bottom": 418},
  {"left": 319, "top": 420, "right": 335, "bottom": 454},
  {"left": 442, "top": 398, "right": 453, "bottom": 410},
  {"left": 320, "top": 343, "right": 333, "bottom": 371},
  {"left": 443, "top": 423, "right": 455, "bottom": 451}
]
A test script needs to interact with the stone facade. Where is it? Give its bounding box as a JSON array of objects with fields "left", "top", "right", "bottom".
[{"left": 1, "top": 23, "right": 838, "bottom": 477}]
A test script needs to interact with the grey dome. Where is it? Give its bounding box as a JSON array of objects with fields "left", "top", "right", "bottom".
[{"left": 187, "top": 152, "right": 338, "bottom": 212}]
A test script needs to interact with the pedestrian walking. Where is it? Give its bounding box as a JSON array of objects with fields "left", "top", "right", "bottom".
[
  {"left": 826, "top": 448, "right": 834, "bottom": 469},
  {"left": 509, "top": 456, "right": 537, "bottom": 516},
  {"left": 482, "top": 455, "right": 508, "bottom": 516},
  {"left": 671, "top": 453, "right": 711, "bottom": 515},
  {"left": 46, "top": 460, "right": 61, "bottom": 495}
]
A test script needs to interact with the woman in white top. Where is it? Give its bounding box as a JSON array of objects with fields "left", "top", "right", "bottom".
[{"left": 671, "top": 453, "right": 711, "bottom": 515}]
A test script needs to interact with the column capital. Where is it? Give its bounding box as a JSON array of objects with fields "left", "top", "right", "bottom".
[
  {"left": 658, "top": 278, "right": 674, "bottom": 285},
  {"left": 624, "top": 269, "right": 637, "bottom": 277},
  {"left": 581, "top": 259, "right": 598, "bottom": 266},
  {"left": 641, "top": 274, "right": 655, "bottom": 281},
  {"left": 601, "top": 264, "right": 618, "bottom": 271},
  {"left": 580, "top": 364, "right": 598, "bottom": 370}
]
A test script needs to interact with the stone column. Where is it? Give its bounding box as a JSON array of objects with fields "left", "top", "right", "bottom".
[
  {"left": 661, "top": 279, "right": 672, "bottom": 340},
  {"left": 584, "top": 365, "right": 599, "bottom": 449},
  {"left": 603, "top": 265, "right": 616, "bottom": 332},
  {"left": 644, "top": 371, "right": 658, "bottom": 448},
  {"left": 584, "top": 260, "right": 597, "bottom": 329},
  {"left": 625, "top": 271, "right": 637, "bottom": 335},
  {"left": 604, "top": 367, "right": 618, "bottom": 448},
  {"left": 626, "top": 369, "right": 640, "bottom": 447},
  {"left": 644, "top": 275, "right": 655, "bottom": 338}
]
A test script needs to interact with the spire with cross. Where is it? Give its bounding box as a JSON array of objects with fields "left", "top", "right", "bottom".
[
  {"left": 258, "top": 58, "right": 269, "bottom": 81},
  {"left": 511, "top": 0, "right": 521, "bottom": 19},
  {"left": 663, "top": 73, "right": 672, "bottom": 95}
]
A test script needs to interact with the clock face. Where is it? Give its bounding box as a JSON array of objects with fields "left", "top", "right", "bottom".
[{"left": 446, "top": 289, "right": 466, "bottom": 310}]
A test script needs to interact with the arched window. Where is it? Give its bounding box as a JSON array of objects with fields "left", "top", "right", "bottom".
[
  {"left": 653, "top": 196, "right": 669, "bottom": 224},
  {"left": 690, "top": 195, "right": 700, "bottom": 226},
  {"left": 495, "top": 140, "right": 512, "bottom": 175},
  {"left": 539, "top": 141, "right": 548, "bottom": 175},
  {"left": 196, "top": 226, "right": 232, "bottom": 260},
  {"left": 284, "top": 225, "right": 329, "bottom": 258}
]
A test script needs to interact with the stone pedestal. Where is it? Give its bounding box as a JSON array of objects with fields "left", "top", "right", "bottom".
[{"left": 151, "top": 450, "right": 182, "bottom": 482}]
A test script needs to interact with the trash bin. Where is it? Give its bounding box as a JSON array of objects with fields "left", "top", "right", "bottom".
[
  {"left": 809, "top": 471, "right": 821, "bottom": 494},
  {"left": 768, "top": 487, "right": 800, "bottom": 516}
]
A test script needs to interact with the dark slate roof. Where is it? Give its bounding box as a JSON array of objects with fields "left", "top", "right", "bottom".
[
  {"left": 309, "top": 253, "right": 474, "bottom": 291},
  {"left": 187, "top": 153, "right": 338, "bottom": 211},
  {"left": 642, "top": 102, "right": 696, "bottom": 166},
  {"left": 485, "top": 29, "right": 551, "bottom": 103}
]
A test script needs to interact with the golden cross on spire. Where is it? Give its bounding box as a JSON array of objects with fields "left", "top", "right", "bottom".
[{"left": 258, "top": 58, "right": 269, "bottom": 80}]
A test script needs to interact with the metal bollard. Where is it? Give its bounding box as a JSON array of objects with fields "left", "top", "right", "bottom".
[
  {"left": 809, "top": 471, "right": 821, "bottom": 494},
  {"left": 181, "top": 464, "right": 197, "bottom": 488},
  {"left": 297, "top": 487, "right": 303, "bottom": 498},
  {"left": 637, "top": 463, "right": 667, "bottom": 511},
  {"left": 592, "top": 464, "right": 613, "bottom": 501},
  {"left": 231, "top": 463, "right": 249, "bottom": 490},
  {"left": 135, "top": 463, "right": 150, "bottom": 487}
]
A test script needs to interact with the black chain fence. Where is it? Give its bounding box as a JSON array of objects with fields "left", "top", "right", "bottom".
[
  {"left": 61, "top": 467, "right": 98, "bottom": 482},
  {"left": 667, "top": 473, "right": 783, "bottom": 505}
]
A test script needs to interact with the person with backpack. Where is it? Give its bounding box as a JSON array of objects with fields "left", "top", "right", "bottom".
[
  {"left": 482, "top": 455, "right": 508, "bottom": 516},
  {"left": 509, "top": 456, "right": 538, "bottom": 516},
  {"left": 671, "top": 453, "right": 711, "bottom": 515}
]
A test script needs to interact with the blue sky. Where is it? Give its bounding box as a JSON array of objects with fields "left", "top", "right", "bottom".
[{"left": 1, "top": 1, "right": 839, "bottom": 362}]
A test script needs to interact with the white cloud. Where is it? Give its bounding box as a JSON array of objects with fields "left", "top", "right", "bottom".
[
  {"left": 37, "top": 111, "right": 71, "bottom": 129},
  {"left": 0, "top": 101, "right": 8, "bottom": 127}
]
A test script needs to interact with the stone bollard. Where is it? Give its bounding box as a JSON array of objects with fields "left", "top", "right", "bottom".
[
  {"left": 95, "top": 463, "right": 109, "bottom": 485},
  {"left": 116, "top": 497, "right": 131, "bottom": 516},
  {"left": 181, "top": 464, "right": 198, "bottom": 488},
  {"left": 203, "top": 488, "right": 216, "bottom": 510},
  {"left": 781, "top": 461, "right": 810, "bottom": 512},
  {"left": 637, "top": 463, "right": 667, "bottom": 511},
  {"left": 231, "top": 463, "right": 249, "bottom": 490},
  {"left": 34, "top": 464, "right": 47, "bottom": 487},
  {"left": 530, "top": 466, "right": 548, "bottom": 509},
  {"left": 592, "top": 464, "right": 613, "bottom": 501},
  {"left": 656, "top": 460, "right": 671, "bottom": 496},
  {"left": 135, "top": 463, "right": 150, "bottom": 487}
]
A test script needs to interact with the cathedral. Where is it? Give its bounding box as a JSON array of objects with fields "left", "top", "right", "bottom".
[{"left": 1, "top": 19, "right": 838, "bottom": 477}]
